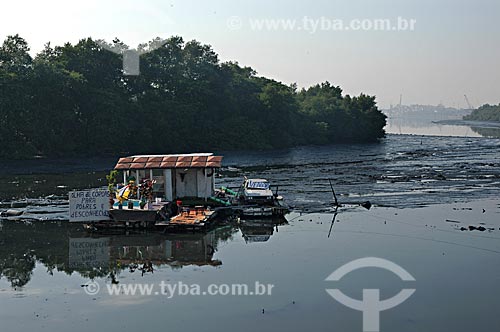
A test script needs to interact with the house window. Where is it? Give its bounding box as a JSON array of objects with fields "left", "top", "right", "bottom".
[{"left": 152, "top": 169, "right": 165, "bottom": 198}]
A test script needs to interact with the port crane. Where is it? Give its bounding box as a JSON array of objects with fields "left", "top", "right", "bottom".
[{"left": 464, "top": 94, "right": 474, "bottom": 110}]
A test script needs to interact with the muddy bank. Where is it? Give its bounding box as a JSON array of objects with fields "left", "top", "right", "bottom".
[{"left": 1, "top": 135, "right": 499, "bottom": 221}]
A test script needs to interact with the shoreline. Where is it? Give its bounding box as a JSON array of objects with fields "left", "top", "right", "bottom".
[{"left": 432, "top": 119, "right": 500, "bottom": 129}]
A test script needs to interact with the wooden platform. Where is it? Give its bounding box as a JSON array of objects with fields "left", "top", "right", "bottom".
[
  {"left": 170, "top": 209, "right": 215, "bottom": 225},
  {"left": 155, "top": 208, "right": 218, "bottom": 232},
  {"left": 86, "top": 206, "right": 219, "bottom": 233}
]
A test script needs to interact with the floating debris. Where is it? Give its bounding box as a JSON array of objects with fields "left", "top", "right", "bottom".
[
  {"left": 468, "top": 225, "right": 487, "bottom": 232},
  {"left": 360, "top": 201, "right": 372, "bottom": 210}
]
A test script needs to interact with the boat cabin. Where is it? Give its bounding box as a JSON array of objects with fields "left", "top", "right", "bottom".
[
  {"left": 114, "top": 153, "right": 223, "bottom": 201},
  {"left": 239, "top": 178, "right": 275, "bottom": 205}
]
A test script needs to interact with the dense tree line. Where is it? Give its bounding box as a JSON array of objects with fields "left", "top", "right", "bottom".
[
  {"left": 464, "top": 104, "right": 500, "bottom": 122},
  {"left": 0, "top": 35, "right": 386, "bottom": 159}
]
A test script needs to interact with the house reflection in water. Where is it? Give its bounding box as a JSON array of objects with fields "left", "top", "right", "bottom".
[{"left": 68, "top": 231, "right": 228, "bottom": 273}]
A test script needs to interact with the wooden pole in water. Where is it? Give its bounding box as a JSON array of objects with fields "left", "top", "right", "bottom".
[{"left": 328, "top": 179, "right": 339, "bottom": 206}]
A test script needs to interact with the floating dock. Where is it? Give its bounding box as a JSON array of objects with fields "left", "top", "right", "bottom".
[{"left": 155, "top": 208, "right": 218, "bottom": 232}]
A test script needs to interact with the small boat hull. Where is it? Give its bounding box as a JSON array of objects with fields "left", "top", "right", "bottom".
[{"left": 216, "top": 205, "right": 289, "bottom": 219}]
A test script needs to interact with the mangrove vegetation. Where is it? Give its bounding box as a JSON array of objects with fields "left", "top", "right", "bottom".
[
  {"left": 0, "top": 35, "right": 387, "bottom": 159},
  {"left": 464, "top": 104, "right": 500, "bottom": 122}
]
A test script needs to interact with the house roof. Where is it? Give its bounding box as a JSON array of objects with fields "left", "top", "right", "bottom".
[{"left": 114, "top": 153, "right": 223, "bottom": 170}]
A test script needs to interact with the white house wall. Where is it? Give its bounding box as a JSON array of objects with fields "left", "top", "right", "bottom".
[
  {"left": 197, "top": 168, "right": 215, "bottom": 199},
  {"left": 131, "top": 168, "right": 216, "bottom": 200},
  {"left": 175, "top": 169, "right": 198, "bottom": 198}
]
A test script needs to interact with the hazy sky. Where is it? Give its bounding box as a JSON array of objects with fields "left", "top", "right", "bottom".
[{"left": 1, "top": 0, "right": 499, "bottom": 108}]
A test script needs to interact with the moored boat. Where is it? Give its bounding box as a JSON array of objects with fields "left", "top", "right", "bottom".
[{"left": 212, "top": 178, "right": 289, "bottom": 218}]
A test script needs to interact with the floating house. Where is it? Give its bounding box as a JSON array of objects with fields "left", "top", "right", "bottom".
[{"left": 113, "top": 153, "right": 223, "bottom": 201}]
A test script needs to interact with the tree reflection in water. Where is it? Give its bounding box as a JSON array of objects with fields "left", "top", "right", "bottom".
[{"left": 471, "top": 127, "right": 500, "bottom": 138}]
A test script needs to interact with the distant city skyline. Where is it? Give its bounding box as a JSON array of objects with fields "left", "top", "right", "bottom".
[{"left": 1, "top": 0, "right": 499, "bottom": 108}]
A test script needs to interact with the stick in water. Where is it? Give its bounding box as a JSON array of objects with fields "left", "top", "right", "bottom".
[{"left": 328, "top": 179, "right": 339, "bottom": 206}]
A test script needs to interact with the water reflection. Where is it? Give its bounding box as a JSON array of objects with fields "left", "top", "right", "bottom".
[
  {"left": 384, "top": 110, "right": 500, "bottom": 138},
  {"left": 385, "top": 117, "right": 482, "bottom": 137},
  {"left": 471, "top": 126, "right": 500, "bottom": 138},
  {"left": 67, "top": 231, "right": 230, "bottom": 280},
  {"left": 0, "top": 218, "right": 289, "bottom": 288},
  {"left": 239, "top": 218, "right": 288, "bottom": 243}
]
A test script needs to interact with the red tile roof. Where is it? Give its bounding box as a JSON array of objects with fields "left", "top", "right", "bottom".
[{"left": 114, "top": 154, "right": 223, "bottom": 170}]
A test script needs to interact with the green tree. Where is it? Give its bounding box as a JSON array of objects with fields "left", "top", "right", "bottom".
[
  {"left": 464, "top": 104, "right": 500, "bottom": 122},
  {"left": 0, "top": 35, "right": 36, "bottom": 157}
]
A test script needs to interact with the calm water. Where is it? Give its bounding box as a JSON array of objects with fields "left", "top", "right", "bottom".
[
  {"left": 384, "top": 110, "right": 500, "bottom": 138},
  {"left": 1, "top": 122, "right": 500, "bottom": 332},
  {"left": 1, "top": 201, "right": 500, "bottom": 332}
]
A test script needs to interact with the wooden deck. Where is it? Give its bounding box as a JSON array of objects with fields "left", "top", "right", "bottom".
[
  {"left": 86, "top": 207, "right": 219, "bottom": 233},
  {"left": 169, "top": 209, "right": 215, "bottom": 225},
  {"left": 155, "top": 208, "right": 218, "bottom": 232}
]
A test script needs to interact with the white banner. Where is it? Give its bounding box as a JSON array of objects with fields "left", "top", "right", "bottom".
[{"left": 69, "top": 189, "right": 110, "bottom": 222}]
